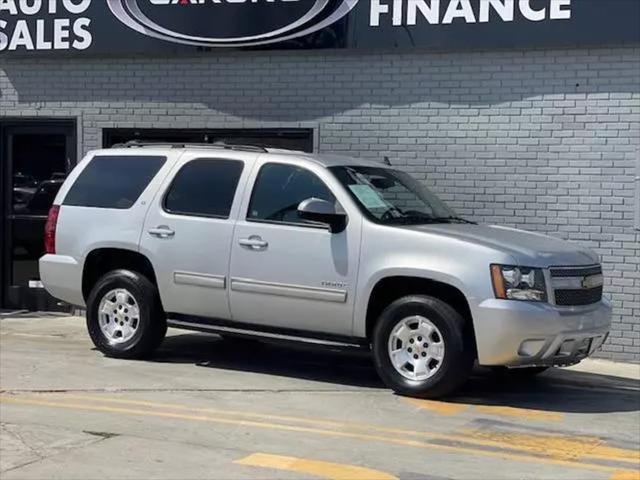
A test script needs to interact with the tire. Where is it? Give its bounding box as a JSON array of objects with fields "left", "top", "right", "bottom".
[
  {"left": 372, "top": 295, "right": 474, "bottom": 399},
  {"left": 86, "top": 269, "right": 167, "bottom": 359},
  {"left": 490, "top": 366, "right": 549, "bottom": 379}
]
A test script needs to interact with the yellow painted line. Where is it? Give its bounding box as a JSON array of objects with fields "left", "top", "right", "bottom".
[
  {"left": 403, "top": 397, "right": 562, "bottom": 422},
  {"left": 474, "top": 405, "right": 563, "bottom": 422},
  {"left": 611, "top": 470, "right": 640, "bottom": 480},
  {"left": 463, "top": 429, "right": 640, "bottom": 464},
  {"left": 595, "top": 445, "right": 640, "bottom": 464},
  {"left": 404, "top": 398, "right": 469, "bottom": 415},
  {"left": 1, "top": 394, "right": 638, "bottom": 479},
  {"left": 235, "top": 453, "right": 397, "bottom": 480},
  {"left": 18, "top": 393, "right": 640, "bottom": 466}
]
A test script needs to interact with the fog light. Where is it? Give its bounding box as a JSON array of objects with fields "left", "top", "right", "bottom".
[
  {"left": 558, "top": 340, "right": 575, "bottom": 356},
  {"left": 518, "top": 339, "right": 546, "bottom": 357}
]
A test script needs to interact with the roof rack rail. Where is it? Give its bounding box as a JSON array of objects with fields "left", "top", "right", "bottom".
[{"left": 111, "top": 140, "right": 268, "bottom": 153}]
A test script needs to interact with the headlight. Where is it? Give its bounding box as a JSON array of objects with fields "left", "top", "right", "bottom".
[{"left": 491, "top": 265, "right": 547, "bottom": 302}]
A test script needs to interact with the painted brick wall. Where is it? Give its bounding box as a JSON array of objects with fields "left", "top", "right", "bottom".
[{"left": 1, "top": 46, "right": 639, "bottom": 361}]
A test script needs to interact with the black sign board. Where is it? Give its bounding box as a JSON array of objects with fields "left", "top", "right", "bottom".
[{"left": 1, "top": 0, "right": 639, "bottom": 55}]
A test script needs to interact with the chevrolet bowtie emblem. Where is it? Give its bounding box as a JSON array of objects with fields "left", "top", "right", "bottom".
[{"left": 582, "top": 274, "right": 603, "bottom": 290}]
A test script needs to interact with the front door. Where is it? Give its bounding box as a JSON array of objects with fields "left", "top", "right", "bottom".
[
  {"left": 139, "top": 151, "right": 255, "bottom": 320},
  {"left": 229, "top": 160, "right": 362, "bottom": 337},
  {"left": 1, "top": 121, "right": 75, "bottom": 311}
]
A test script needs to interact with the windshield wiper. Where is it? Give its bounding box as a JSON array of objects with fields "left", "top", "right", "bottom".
[
  {"left": 382, "top": 211, "right": 476, "bottom": 226},
  {"left": 432, "top": 216, "right": 477, "bottom": 224},
  {"left": 386, "top": 212, "right": 442, "bottom": 225}
]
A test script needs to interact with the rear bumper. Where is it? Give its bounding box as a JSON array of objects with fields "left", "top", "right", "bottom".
[
  {"left": 473, "top": 298, "right": 611, "bottom": 367},
  {"left": 39, "top": 254, "right": 85, "bottom": 307}
]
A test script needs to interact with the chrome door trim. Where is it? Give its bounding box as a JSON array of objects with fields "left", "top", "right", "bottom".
[
  {"left": 166, "top": 319, "right": 362, "bottom": 348},
  {"left": 173, "top": 272, "right": 226, "bottom": 289},
  {"left": 230, "top": 277, "right": 347, "bottom": 303}
]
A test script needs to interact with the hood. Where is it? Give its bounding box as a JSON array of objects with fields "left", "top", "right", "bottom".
[{"left": 401, "top": 224, "right": 599, "bottom": 267}]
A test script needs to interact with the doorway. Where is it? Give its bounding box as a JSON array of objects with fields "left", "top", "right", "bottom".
[{"left": 0, "top": 120, "right": 76, "bottom": 311}]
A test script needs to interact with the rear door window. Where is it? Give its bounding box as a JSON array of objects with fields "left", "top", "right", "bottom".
[
  {"left": 63, "top": 155, "right": 166, "bottom": 209},
  {"left": 163, "top": 159, "right": 244, "bottom": 218}
]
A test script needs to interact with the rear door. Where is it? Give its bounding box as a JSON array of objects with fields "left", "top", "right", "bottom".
[{"left": 140, "top": 151, "right": 256, "bottom": 319}]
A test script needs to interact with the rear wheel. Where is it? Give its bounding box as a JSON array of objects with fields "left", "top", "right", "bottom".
[
  {"left": 372, "top": 295, "right": 474, "bottom": 398},
  {"left": 86, "top": 269, "right": 166, "bottom": 359}
]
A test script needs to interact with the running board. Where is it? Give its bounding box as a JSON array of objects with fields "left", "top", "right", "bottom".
[{"left": 166, "top": 318, "right": 369, "bottom": 350}]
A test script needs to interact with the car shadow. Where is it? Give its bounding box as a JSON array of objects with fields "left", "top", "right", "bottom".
[
  {"left": 152, "top": 332, "right": 640, "bottom": 414},
  {"left": 454, "top": 367, "right": 640, "bottom": 415},
  {"left": 153, "top": 332, "right": 384, "bottom": 389}
]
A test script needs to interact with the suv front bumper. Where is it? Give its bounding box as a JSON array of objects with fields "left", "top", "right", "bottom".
[{"left": 473, "top": 298, "right": 611, "bottom": 367}]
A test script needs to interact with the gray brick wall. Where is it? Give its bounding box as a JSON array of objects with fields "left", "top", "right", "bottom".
[{"left": 1, "top": 46, "right": 639, "bottom": 361}]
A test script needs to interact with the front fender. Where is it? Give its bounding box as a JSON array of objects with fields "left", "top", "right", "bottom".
[
  {"left": 353, "top": 267, "right": 480, "bottom": 338},
  {"left": 352, "top": 222, "right": 515, "bottom": 338}
]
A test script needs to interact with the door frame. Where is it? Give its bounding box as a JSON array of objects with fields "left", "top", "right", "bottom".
[
  {"left": 0, "top": 118, "right": 77, "bottom": 310},
  {"left": 227, "top": 156, "right": 362, "bottom": 336}
]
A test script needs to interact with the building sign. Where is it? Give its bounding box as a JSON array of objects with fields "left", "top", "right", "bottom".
[{"left": 1, "top": 0, "right": 639, "bottom": 55}]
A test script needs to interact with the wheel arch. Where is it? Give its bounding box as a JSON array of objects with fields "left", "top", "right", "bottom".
[
  {"left": 362, "top": 274, "right": 477, "bottom": 359},
  {"left": 82, "top": 248, "right": 158, "bottom": 302}
]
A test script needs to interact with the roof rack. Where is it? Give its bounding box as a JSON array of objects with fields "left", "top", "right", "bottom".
[{"left": 111, "top": 140, "right": 268, "bottom": 153}]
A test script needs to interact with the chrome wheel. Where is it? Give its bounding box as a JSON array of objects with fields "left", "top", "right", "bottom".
[
  {"left": 98, "top": 289, "right": 140, "bottom": 344},
  {"left": 387, "top": 315, "right": 445, "bottom": 381}
]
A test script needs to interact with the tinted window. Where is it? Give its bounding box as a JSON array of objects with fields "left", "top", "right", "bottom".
[
  {"left": 164, "top": 159, "right": 244, "bottom": 218},
  {"left": 64, "top": 155, "right": 166, "bottom": 209},
  {"left": 248, "top": 163, "right": 334, "bottom": 225}
]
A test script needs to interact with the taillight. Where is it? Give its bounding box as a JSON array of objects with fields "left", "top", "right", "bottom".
[{"left": 44, "top": 205, "right": 60, "bottom": 254}]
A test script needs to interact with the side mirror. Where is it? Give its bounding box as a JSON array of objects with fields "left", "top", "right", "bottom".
[{"left": 298, "top": 198, "right": 347, "bottom": 233}]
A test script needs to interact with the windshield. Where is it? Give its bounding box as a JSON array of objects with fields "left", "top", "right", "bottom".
[{"left": 330, "top": 166, "right": 469, "bottom": 225}]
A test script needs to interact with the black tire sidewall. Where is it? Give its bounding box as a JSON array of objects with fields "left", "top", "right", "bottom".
[
  {"left": 86, "top": 269, "right": 163, "bottom": 358},
  {"left": 372, "top": 295, "right": 472, "bottom": 398}
]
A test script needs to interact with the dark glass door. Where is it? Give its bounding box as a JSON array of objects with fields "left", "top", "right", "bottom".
[{"left": 1, "top": 122, "right": 76, "bottom": 311}]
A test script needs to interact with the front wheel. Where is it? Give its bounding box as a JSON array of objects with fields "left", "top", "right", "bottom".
[
  {"left": 372, "top": 295, "right": 474, "bottom": 399},
  {"left": 86, "top": 269, "right": 167, "bottom": 359}
]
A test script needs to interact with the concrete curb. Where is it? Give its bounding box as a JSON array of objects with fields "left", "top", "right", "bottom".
[{"left": 563, "top": 358, "right": 640, "bottom": 381}]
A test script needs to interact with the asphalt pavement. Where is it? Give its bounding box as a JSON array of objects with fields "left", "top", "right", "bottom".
[{"left": 1, "top": 315, "right": 639, "bottom": 480}]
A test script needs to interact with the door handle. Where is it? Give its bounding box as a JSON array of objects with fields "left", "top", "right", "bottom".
[
  {"left": 238, "top": 236, "right": 268, "bottom": 250},
  {"left": 148, "top": 226, "right": 175, "bottom": 238}
]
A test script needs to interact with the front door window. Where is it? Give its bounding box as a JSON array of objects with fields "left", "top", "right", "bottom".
[{"left": 247, "top": 163, "right": 335, "bottom": 226}]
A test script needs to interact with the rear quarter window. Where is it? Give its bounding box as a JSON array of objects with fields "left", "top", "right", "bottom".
[{"left": 63, "top": 155, "right": 166, "bottom": 209}]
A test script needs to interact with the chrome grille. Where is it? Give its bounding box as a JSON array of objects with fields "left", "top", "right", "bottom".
[
  {"left": 550, "top": 265, "right": 603, "bottom": 306},
  {"left": 550, "top": 265, "right": 603, "bottom": 278}
]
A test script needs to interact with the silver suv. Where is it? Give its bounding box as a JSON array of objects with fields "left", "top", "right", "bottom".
[{"left": 40, "top": 143, "right": 611, "bottom": 398}]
